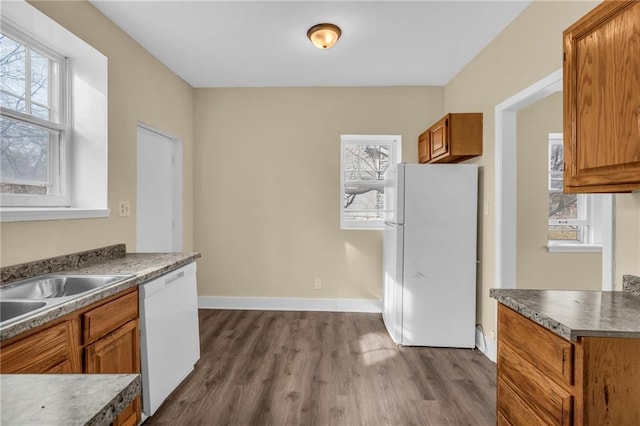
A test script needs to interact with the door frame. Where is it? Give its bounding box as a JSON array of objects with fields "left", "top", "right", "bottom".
[
  {"left": 494, "top": 69, "right": 615, "bottom": 291},
  {"left": 136, "top": 122, "right": 183, "bottom": 252}
]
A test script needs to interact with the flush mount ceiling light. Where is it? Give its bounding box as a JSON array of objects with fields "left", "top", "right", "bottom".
[{"left": 307, "top": 23, "right": 342, "bottom": 49}]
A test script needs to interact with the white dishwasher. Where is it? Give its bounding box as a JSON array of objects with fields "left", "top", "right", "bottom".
[{"left": 139, "top": 262, "right": 200, "bottom": 418}]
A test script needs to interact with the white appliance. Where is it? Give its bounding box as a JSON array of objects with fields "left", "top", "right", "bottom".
[
  {"left": 382, "top": 163, "right": 478, "bottom": 347},
  {"left": 139, "top": 262, "right": 200, "bottom": 418}
]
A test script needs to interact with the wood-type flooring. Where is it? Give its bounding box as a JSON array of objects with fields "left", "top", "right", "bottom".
[{"left": 144, "top": 310, "right": 496, "bottom": 426}]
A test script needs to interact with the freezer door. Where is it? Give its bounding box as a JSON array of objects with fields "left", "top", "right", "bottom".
[{"left": 382, "top": 222, "right": 404, "bottom": 344}]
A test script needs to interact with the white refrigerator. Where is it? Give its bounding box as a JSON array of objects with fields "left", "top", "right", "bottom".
[{"left": 382, "top": 163, "right": 478, "bottom": 347}]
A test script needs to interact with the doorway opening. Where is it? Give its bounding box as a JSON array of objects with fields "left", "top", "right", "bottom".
[{"left": 494, "top": 69, "right": 614, "bottom": 291}]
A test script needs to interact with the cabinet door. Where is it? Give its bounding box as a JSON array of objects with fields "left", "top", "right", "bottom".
[
  {"left": 0, "top": 320, "right": 81, "bottom": 374},
  {"left": 418, "top": 131, "right": 431, "bottom": 163},
  {"left": 85, "top": 319, "right": 140, "bottom": 426},
  {"left": 563, "top": 0, "right": 640, "bottom": 192},
  {"left": 429, "top": 116, "right": 449, "bottom": 160}
]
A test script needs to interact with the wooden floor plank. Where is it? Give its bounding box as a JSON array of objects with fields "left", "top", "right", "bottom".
[{"left": 144, "top": 310, "right": 496, "bottom": 425}]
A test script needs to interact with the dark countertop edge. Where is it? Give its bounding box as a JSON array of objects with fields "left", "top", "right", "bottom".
[
  {"left": 86, "top": 375, "right": 141, "bottom": 426},
  {"left": 0, "top": 252, "right": 201, "bottom": 342},
  {"left": 489, "top": 289, "right": 574, "bottom": 341}
]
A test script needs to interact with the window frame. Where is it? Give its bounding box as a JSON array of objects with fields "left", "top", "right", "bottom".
[
  {"left": 340, "top": 134, "right": 401, "bottom": 230},
  {"left": 0, "top": 0, "right": 109, "bottom": 222},
  {"left": 0, "top": 21, "right": 71, "bottom": 207},
  {"left": 546, "top": 133, "right": 602, "bottom": 253}
]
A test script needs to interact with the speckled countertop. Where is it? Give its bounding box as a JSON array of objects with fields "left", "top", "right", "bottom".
[
  {"left": 0, "top": 246, "right": 201, "bottom": 341},
  {"left": 490, "top": 289, "right": 640, "bottom": 342},
  {"left": 623, "top": 275, "right": 640, "bottom": 296},
  {"left": 0, "top": 374, "right": 140, "bottom": 426}
]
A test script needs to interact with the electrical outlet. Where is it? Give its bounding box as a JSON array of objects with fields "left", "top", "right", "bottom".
[
  {"left": 314, "top": 277, "right": 322, "bottom": 290},
  {"left": 118, "top": 201, "right": 131, "bottom": 217},
  {"left": 489, "top": 330, "right": 496, "bottom": 341}
]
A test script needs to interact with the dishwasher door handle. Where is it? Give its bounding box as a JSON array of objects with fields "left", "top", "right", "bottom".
[{"left": 165, "top": 271, "right": 185, "bottom": 285}]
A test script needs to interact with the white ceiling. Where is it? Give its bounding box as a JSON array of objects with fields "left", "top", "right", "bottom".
[{"left": 90, "top": 0, "right": 532, "bottom": 88}]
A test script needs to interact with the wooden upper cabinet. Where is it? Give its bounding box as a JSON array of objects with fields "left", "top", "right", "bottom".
[
  {"left": 563, "top": 0, "right": 640, "bottom": 193},
  {"left": 418, "top": 113, "right": 482, "bottom": 164},
  {"left": 418, "top": 130, "right": 431, "bottom": 163}
]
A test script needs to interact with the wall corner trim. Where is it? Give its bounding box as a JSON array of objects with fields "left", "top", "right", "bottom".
[{"left": 475, "top": 328, "right": 497, "bottom": 363}]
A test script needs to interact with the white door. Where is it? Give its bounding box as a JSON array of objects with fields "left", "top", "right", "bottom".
[{"left": 136, "top": 125, "right": 182, "bottom": 252}]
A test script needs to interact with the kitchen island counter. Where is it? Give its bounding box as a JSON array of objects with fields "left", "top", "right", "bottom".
[
  {"left": 490, "top": 288, "right": 640, "bottom": 342},
  {"left": 0, "top": 374, "right": 141, "bottom": 426}
]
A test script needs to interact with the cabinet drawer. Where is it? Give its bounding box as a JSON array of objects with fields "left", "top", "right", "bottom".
[
  {"left": 499, "top": 342, "right": 573, "bottom": 425},
  {"left": 499, "top": 305, "right": 574, "bottom": 387},
  {"left": 497, "top": 411, "right": 513, "bottom": 426},
  {"left": 498, "top": 378, "right": 549, "bottom": 426},
  {"left": 83, "top": 290, "right": 138, "bottom": 344},
  {"left": 0, "top": 320, "right": 80, "bottom": 373}
]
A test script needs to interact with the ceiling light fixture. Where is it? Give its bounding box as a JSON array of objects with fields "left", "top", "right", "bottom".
[{"left": 307, "top": 23, "right": 342, "bottom": 50}]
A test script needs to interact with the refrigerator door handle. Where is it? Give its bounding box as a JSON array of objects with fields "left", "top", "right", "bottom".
[{"left": 384, "top": 221, "right": 401, "bottom": 226}]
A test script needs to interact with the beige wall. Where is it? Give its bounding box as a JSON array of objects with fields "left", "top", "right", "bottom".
[
  {"left": 445, "top": 0, "right": 640, "bottom": 341},
  {"left": 193, "top": 87, "right": 443, "bottom": 298},
  {"left": 0, "top": 1, "right": 194, "bottom": 266},
  {"left": 516, "top": 93, "right": 601, "bottom": 290},
  {"left": 616, "top": 192, "right": 640, "bottom": 282}
]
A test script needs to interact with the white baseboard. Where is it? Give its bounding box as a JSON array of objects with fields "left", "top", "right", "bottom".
[
  {"left": 475, "top": 328, "right": 497, "bottom": 363},
  {"left": 198, "top": 296, "right": 382, "bottom": 313}
]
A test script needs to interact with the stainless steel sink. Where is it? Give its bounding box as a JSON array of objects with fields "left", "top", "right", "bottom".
[
  {"left": 0, "top": 275, "right": 133, "bottom": 300},
  {"left": 0, "top": 300, "right": 47, "bottom": 322},
  {"left": 0, "top": 274, "right": 135, "bottom": 326}
]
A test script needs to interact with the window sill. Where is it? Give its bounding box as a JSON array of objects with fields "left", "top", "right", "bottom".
[
  {"left": 0, "top": 208, "right": 110, "bottom": 222},
  {"left": 546, "top": 243, "right": 602, "bottom": 253}
]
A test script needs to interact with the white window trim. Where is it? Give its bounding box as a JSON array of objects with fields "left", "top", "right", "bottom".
[
  {"left": 546, "top": 132, "right": 602, "bottom": 253},
  {"left": 547, "top": 243, "right": 602, "bottom": 253},
  {"left": 340, "top": 134, "right": 401, "bottom": 230},
  {"left": 0, "top": 0, "right": 109, "bottom": 222}
]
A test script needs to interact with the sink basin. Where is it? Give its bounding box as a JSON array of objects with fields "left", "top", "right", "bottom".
[
  {"left": 0, "top": 301, "right": 47, "bottom": 322},
  {"left": 0, "top": 275, "right": 134, "bottom": 300}
]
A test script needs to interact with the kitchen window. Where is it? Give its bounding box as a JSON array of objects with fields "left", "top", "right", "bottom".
[
  {"left": 547, "top": 133, "right": 602, "bottom": 252},
  {"left": 1, "top": 23, "right": 70, "bottom": 207},
  {"left": 1, "top": 1, "right": 108, "bottom": 222},
  {"left": 340, "top": 134, "right": 401, "bottom": 230}
]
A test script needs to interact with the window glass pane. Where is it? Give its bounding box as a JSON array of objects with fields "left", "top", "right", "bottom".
[
  {"left": 549, "top": 142, "right": 563, "bottom": 172},
  {"left": 549, "top": 192, "right": 577, "bottom": 220},
  {"left": 30, "top": 49, "right": 49, "bottom": 114},
  {"left": 30, "top": 103, "right": 50, "bottom": 121},
  {"left": 343, "top": 144, "right": 389, "bottom": 222},
  {"left": 0, "top": 33, "right": 26, "bottom": 113},
  {"left": 548, "top": 225, "right": 580, "bottom": 241},
  {"left": 0, "top": 115, "right": 52, "bottom": 187}
]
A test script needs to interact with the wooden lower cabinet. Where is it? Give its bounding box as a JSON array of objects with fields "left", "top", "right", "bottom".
[
  {"left": 0, "top": 288, "right": 141, "bottom": 425},
  {"left": 85, "top": 319, "right": 141, "bottom": 426},
  {"left": 497, "top": 304, "right": 640, "bottom": 425},
  {"left": 0, "top": 319, "right": 81, "bottom": 374}
]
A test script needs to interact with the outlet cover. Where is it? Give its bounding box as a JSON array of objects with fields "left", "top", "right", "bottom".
[{"left": 118, "top": 201, "right": 131, "bottom": 217}]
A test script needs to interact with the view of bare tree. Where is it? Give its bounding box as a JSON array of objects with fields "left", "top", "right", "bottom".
[
  {"left": 1, "top": 32, "right": 55, "bottom": 193},
  {"left": 343, "top": 144, "right": 389, "bottom": 216}
]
